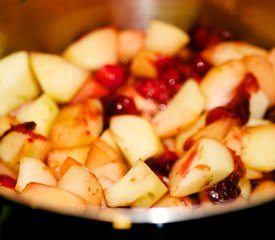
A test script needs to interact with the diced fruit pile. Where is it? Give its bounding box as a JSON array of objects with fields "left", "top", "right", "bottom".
[{"left": 1, "top": 19, "right": 275, "bottom": 216}]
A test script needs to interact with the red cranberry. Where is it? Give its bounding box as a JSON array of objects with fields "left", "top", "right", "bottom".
[
  {"left": 179, "top": 64, "right": 194, "bottom": 78},
  {"left": 135, "top": 79, "right": 158, "bottom": 99},
  {"left": 95, "top": 64, "right": 127, "bottom": 89},
  {"left": 0, "top": 175, "right": 16, "bottom": 189},
  {"left": 161, "top": 67, "right": 181, "bottom": 86},
  {"left": 220, "top": 29, "right": 235, "bottom": 41},
  {"left": 160, "top": 67, "right": 183, "bottom": 96},
  {"left": 135, "top": 56, "right": 188, "bottom": 105},
  {"left": 154, "top": 55, "right": 174, "bottom": 72},
  {"left": 190, "top": 26, "right": 233, "bottom": 50},
  {"left": 107, "top": 95, "right": 138, "bottom": 116},
  {"left": 134, "top": 79, "right": 170, "bottom": 104},
  {"left": 191, "top": 55, "right": 212, "bottom": 77},
  {"left": 190, "top": 26, "right": 222, "bottom": 50},
  {"left": 190, "top": 26, "right": 211, "bottom": 50}
]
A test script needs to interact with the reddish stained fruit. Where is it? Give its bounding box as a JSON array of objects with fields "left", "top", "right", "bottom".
[
  {"left": 206, "top": 73, "right": 259, "bottom": 126},
  {"left": 179, "top": 148, "right": 198, "bottom": 176},
  {"left": 71, "top": 77, "right": 110, "bottom": 104},
  {"left": 205, "top": 107, "right": 234, "bottom": 126}
]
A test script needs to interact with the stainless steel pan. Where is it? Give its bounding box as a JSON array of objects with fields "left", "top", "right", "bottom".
[
  {"left": 1, "top": 0, "right": 275, "bottom": 55},
  {"left": 0, "top": 0, "right": 275, "bottom": 231}
]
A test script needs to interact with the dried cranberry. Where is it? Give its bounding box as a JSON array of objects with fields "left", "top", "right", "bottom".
[
  {"left": 205, "top": 151, "right": 245, "bottom": 204},
  {"left": 264, "top": 105, "right": 275, "bottom": 123},
  {"left": 0, "top": 175, "right": 16, "bottom": 189},
  {"left": 95, "top": 64, "right": 127, "bottom": 89},
  {"left": 145, "top": 150, "right": 179, "bottom": 177},
  {"left": 13, "top": 121, "right": 36, "bottom": 131},
  {"left": 0, "top": 121, "right": 46, "bottom": 142},
  {"left": 231, "top": 151, "right": 246, "bottom": 179},
  {"left": 251, "top": 171, "right": 275, "bottom": 189},
  {"left": 227, "top": 73, "right": 258, "bottom": 125},
  {"left": 229, "top": 94, "right": 250, "bottom": 126},
  {"left": 206, "top": 173, "right": 241, "bottom": 204}
]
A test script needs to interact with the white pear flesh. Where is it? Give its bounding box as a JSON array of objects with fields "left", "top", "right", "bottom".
[
  {"left": 145, "top": 19, "right": 190, "bottom": 56},
  {"left": 105, "top": 159, "right": 168, "bottom": 208},
  {"left": 20, "top": 182, "right": 87, "bottom": 215},
  {"left": 202, "top": 41, "right": 267, "bottom": 66},
  {"left": 241, "top": 124, "right": 275, "bottom": 172},
  {"left": 30, "top": 52, "right": 89, "bottom": 104},
  {"left": 62, "top": 27, "right": 118, "bottom": 70},
  {"left": 249, "top": 90, "right": 269, "bottom": 119},
  {"left": 110, "top": 115, "right": 164, "bottom": 166},
  {"left": 15, "top": 94, "right": 59, "bottom": 137},
  {"left": 58, "top": 165, "right": 103, "bottom": 206},
  {"left": 0, "top": 51, "right": 40, "bottom": 115},
  {"left": 15, "top": 157, "right": 57, "bottom": 192}
]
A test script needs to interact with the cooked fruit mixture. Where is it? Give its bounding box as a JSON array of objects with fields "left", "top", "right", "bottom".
[{"left": 0, "top": 19, "right": 275, "bottom": 215}]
